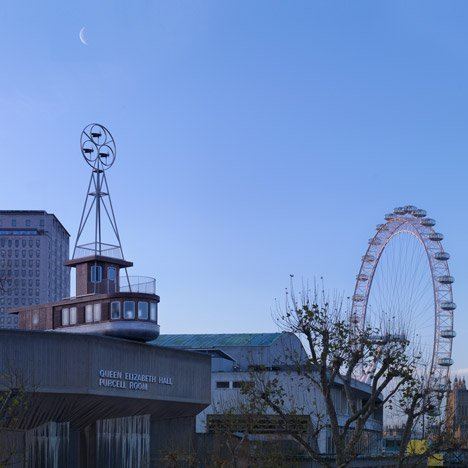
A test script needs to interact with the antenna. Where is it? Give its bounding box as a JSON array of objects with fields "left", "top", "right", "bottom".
[{"left": 72, "top": 123, "right": 125, "bottom": 260}]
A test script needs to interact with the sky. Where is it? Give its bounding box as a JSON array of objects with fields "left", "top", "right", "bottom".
[{"left": 0, "top": 1, "right": 467, "bottom": 376}]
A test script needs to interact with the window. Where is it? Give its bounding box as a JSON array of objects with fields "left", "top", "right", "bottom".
[
  {"left": 124, "top": 301, "right": 135, "bottom": 319},
  {"left": 70, "top": 307, "right": 77, "bottom": 325},
  {"left": 39, "top": 219, "right": 44, "bottom": 227},
  {"left": 150, "top": 302, "right": 158, "bottom": 322},
  {"left": 232, "top": 381, "right": 247, "bottom": 389},
  {"left": 91, "top": 265, "right": 102, "bottom": 283},
  {"left": 108, "top": 267, "right": 116, "bottom": 281},
  {"left": 93, "top": 303, "right": 101, "bottom": 322},
  {"left": 62, "top": 308, "right": 69, "bottom": 326},
  {"left": 138, "top": 302, "right": 149, "bottom": 320},
  {"left": 85, "top": 304, "right": 93, "bottom": 323},
  {"left": 111, "top": 301, "right": 121, "bottom": 319},
  {"left": 26, "top": 219, "right": 30, "bottom": 227},
  {"left": 216, "top": 381, "right": 230, "bottom": 389},
  {"left": 11, "top": 219, "right": 16, "bottom": 227}
]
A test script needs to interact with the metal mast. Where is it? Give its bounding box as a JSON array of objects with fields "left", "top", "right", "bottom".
[{"left": 73, "top": 123, "right": 125, "bottom": 261}]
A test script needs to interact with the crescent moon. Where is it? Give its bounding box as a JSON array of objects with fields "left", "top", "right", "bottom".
[{"left": 79, "top": 27, "right": 88, "bottom": 46}]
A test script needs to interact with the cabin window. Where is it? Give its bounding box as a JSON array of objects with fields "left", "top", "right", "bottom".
[
  {"left": 150, "top": 302, "right": 158, "bottom": 322},
  {"left": 124, "top": 301, "right": 135, "bottom": 319},
  {"left": 111, "top": 301, "right": 121, "bottom": 319},
  {"left": 61, "top": 308, "right": 69, "bottom": 326},
  {"left": 108, "top": 267, "right": 116, "bottom": 281},
  {"left": 85, "top": 304, "right": 93, "bottom": 323},
  {"left": 70, "top": 307, "right": 77, "bottom": 325},
  {"left": 216, "top": 381, "right": 230, "bottom": 389},
  {"left": 93, "top": 303, "right": 101, "bottom": 322},
  {"left": 91, "top": 265, "right": 102, "bottom": 283},
  {"left": 138, "top": 301, "right": 149, "bottom": 320}
]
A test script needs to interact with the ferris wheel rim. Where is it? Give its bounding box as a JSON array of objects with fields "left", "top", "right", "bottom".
[{"left": 351, "top": 207, "right": 455, "bottom": 390}]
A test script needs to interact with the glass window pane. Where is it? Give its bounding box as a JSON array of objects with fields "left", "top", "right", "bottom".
[
  {"left": 124, "top": 301, "right": 135, "bottom": 319},
  {"left": 111, "top": 301, "right": 121, "bottom": 319},
  {"left": 69, "top": 307, "right": 77, "bottom": 325},
  {"left": 91, "top": 265, "right": 102, "bottom": 283},
  {"left": 93, "top": 303, "right": 101, "bottom": 322},
  {"left": 108, "top": 267, "right": 116, "bottom": 281},
  {"left": 138, "top": 302, "right": 148, "bottom": 320},
  {"left": 150, "top": 302, "right": 158, "bottom": 322},
  {"left": 61, "top": 308, "right": 69, "bottom": 326},
  {"left": 85, "top": 304, "right": 93, "bottom": 323}
]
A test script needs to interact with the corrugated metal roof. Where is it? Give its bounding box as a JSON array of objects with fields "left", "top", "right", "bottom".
[{"left": 151, "top": 333, "right": 283, "bottom": 349}]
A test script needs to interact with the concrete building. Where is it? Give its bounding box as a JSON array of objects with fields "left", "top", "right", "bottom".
[
  {"left": 0, "top": 210, "right": 69, "bottom": 328},
  {"left": 154, "top": 332, "right": 384, "bottom": 456},
  {"left": 1, "top": 126, "right": 212, "bottom": 466}
]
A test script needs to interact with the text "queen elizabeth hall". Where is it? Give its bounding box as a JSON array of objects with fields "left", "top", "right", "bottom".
[{"left": 98, "top": 369, "right": 174, "bottom": 391}]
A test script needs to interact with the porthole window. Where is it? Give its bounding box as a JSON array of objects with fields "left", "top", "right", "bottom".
[
  {"left": 124, "top": 301, "right": 135, "bottom": 319},
  {"left": 150, "top": 302, "right": 158, "bottom": 322},
  {"left": 61, "top": 308, "right": 69, "bottom": 326},
  {"left": 70, "top": 307, "right": 77, "bottom": 325},
  {"left": 85, "top": 304, "right": 93, "bottom": 323},
  {"left": 138, "top": 302, "right": 149, "bottom": 320},
  {"left": 111, "top": 301, "right": 121, "bottom": 319},
  {"left": 93, "top": 303, "right": 101, "bottom": 322}
]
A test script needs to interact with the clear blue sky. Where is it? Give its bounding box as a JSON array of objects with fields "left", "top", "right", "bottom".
[{"left": 1, "top": 1, "right": 467, "bottom": 375}]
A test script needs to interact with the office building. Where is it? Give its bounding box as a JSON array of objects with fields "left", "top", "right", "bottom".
[{"left": 0, "top": 210, "right": 69, "bottom": 328}]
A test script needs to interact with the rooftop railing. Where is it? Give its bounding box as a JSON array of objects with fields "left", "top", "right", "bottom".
[
  {"left": 118, "top": 276, "right": 156, "bottom": 295},
  {"left": 73, "top": 242, "right": 124, "bottom": 260},
  {"left": 92, "top": 276, "right": 156, "bottom": 295}
]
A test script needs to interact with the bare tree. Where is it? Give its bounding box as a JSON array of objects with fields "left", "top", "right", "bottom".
[{"left": 236, "top": 281, "right": 457, "bottom": 467}]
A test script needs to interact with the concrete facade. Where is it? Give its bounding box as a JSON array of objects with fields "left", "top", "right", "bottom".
[
  {"left": 0, "top": 329, "right": 211, "bottom": 466},
  {"left": 154, "top": 332, "right": 383, "bottom": 456},
  {"left": 0, "top": 211, "right": 69, "bottom": 328}
]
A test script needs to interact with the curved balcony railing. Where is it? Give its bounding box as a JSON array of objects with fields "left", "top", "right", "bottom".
[
  {"left": 89, "top": 276, "right": 156, "bottom": 295},
  {"left": 118, "top": 276, "right": 156, "bottom": 294}
]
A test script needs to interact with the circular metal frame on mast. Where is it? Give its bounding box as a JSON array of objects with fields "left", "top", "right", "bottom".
[{"left": 80, "top": 123, "right": 116, "bottom": 171}]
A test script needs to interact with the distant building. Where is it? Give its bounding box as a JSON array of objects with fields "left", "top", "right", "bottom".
[
  {"left": 154, "top": 332, "right": 384, "bottom": 456},
  {"left": 0, "top": 210, "right": 69, "bottom": 328},
  {"left": 447, "top": 376, "right": 468, "bottom": 445}
]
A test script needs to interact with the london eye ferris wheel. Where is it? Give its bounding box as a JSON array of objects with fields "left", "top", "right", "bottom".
[{"left": 351, "top": 205, "right": 455, "bottom": 394}]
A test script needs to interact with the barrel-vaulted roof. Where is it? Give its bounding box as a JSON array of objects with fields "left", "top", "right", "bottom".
[{"left": 152, "top": 333, "right": 283, "bottom": 349}]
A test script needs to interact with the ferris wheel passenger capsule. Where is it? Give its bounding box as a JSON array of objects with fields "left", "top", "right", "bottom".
[
  {"left": 362, "top": 254, "right": 375, "bottom": 263},
  {"left": 440, "top": 328, "right": 456, "bottom": 339},
  {"left": 428, "top": 407, "right": 441, "bottom": 417},
  {"left": 434, "top": 382, "right": 447, "bottom": 393},
  {"left": 393, "top": 207, "right": 406, "bottom": 215},
  {"left": 384, "top": 213, "right": 395, "bottom": 221},
  {"left": 440, "top": 301, "right": 456, "bottom": 311},
  {"left": 421, "top": 218, "right": 436, "bottom": 227},
  {"left": 437, "top": 275, "right": 454, "bottom": 284},
  {"left": 413, "top": 209, "right": 427, "bottom": 218},
  {"left": 352, "top": 294, "right": 365, "bottom": 302},
  {"left": 357, "top": 274, "right": 369, "bottom": 282},
  {"left": 434, "top": 252, "right": 450, "bottom": 261},
  {"left": 404, "top": 205, "right": 417, "bottom": 213},
  {"left": 438, "top": 357, "right": 454, "bottom": 367},
  {"left": 368, "top": 238, "right": 381, "bottom": 245},
  {"left": 428, "top": 232, "right": 444, "bottom": 242}
]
